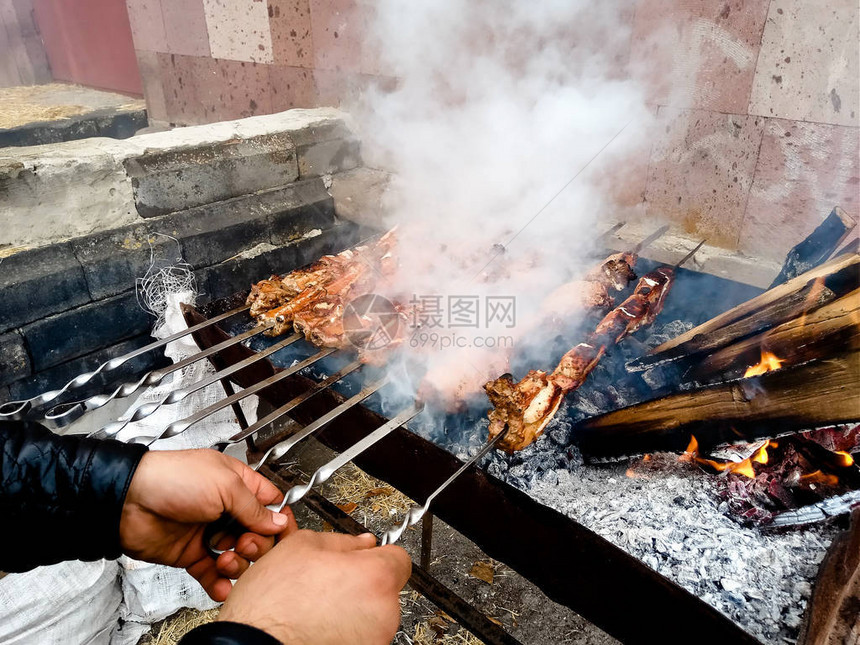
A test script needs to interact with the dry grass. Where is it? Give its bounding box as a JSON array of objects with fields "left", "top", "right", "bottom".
[
  {"left": 324, "top": 462, "right": 415, "bottom": 518},
  {"left": 410, "top": 621, "right": 486, "bottom": 645},
  {"left": 138, "top": 608, "right": 219, "bottom": 645},
  {"left": 0, "top": 84, "right": 89, "bottom": 129}
]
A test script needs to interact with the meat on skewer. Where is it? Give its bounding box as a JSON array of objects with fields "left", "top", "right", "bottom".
[
  {"left": 484, "top": 243, "right": 701, "bottom": 453},
  {"left": 416, "top": 248, "right": 640, "bottom": 409}
]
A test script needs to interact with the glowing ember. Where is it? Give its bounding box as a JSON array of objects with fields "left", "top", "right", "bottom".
[
  {"left": 799, "top": 470, "right": 839, "bottom": 486},
  {"left": 743, "top": 349, "right": 784, "bottom": 378},
  {"left": 835, "top": 451, "right": 855, "bottom": 467}
]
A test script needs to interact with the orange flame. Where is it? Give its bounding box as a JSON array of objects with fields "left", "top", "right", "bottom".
[
  {"left": 679, "top": 435, "right": 757, "bottom": 478},
  {"left": 751, "top": 443, "right": 769, "bottom": 465},
  {"left": 835, "top": 451, "right": 855, "bottom": 467},
  {"left": 799, "top": 470, "right": 839, "bottom": 486},
  {"left": 744, "top": 349, "right": 784, "bottom": 378}
]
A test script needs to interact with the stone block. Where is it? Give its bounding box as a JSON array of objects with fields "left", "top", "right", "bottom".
[
  {"left": 297, "top": 137, "right": 360, "bottom": 178},
  {"left": 203, "top": 0, "right": 274, "bottom": 64},
  {"left": 23, "top": 291, "right": 152, "bottom": 372},
  {"left": 270, "top": 65, "right": 318, "bottom": 111},
  {"left": 269, "top": 0, "right": 314, "bottom": 68},
  {"left": 198, "top": 222, "right": 360, "bottom": 301},
  {"left": 739, "top": 119, "right": 860, "bottom": 263},
  {"left": 0, "top": 142, "right": 139, "bottom": 249},
  {"left": 0, "top": 331, "right": 30, "bottom": 387},
  {"left": 162, "top": 0, "right": 211, "bottom": 57},
  {"left": 749, "top": 0, "right": 859, "bottom": 127},
  {"left": 135, "top": 50, "right": 168, "bottom": 123},
  {"left": 645, "top": 108, "right": 765, "bottom": 250},
  {"left": 630, "top": 0, "right": 770, "bottom": 113},
  {"left": 309, "top": 0, "right": 365, "bottom": 74},
  {"left": 0, "top": 243, "right": 91, "bottom": 333},
  {"left": 162, "top": 203, "right": 271, "bottom": 270},
  {"left": 8, "top": 334, "right": 168, "bottom": 402},
  {"left": 126, "top": 0, "right": 168, "bottom": 52},
  {"left": 124, "top": 132, "right": 298, "bottom": 217},
  {"left": 329, "top": 167, "right": 391, "bottom": 228},
  {"left": 266, "top": 178, "right": 337, "bottom": 243},
  {"left": 72, "top": 225, "right": 177, "bottom": 301}
]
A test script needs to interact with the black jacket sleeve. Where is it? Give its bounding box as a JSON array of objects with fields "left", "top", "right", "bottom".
[
  {"left": 181, "top": 622, "right": 282, "bottom": 645},
  {"left": 0, "top": 419, "right": 148, "bottom": 571}
]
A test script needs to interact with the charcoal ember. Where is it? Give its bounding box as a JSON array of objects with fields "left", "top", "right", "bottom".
[
  {"left": 801, "top": 424, "right": 860, "bottom": 452},
  {"left": 548, "top": 419, "right": 573, "bottom": 446}
]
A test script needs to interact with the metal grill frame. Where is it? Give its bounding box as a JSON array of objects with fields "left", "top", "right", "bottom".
[{"left": 183, "top": 300, "right": 761, "bottom": 645}]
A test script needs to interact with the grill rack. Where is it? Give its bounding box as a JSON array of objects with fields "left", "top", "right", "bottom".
[{"left": 5, "top": 293, "right": 764, "bottom": 645}]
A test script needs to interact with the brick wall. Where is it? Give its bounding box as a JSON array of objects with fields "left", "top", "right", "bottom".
[{"left": 0, "top": 0, "right": 51, "bottom": 87}]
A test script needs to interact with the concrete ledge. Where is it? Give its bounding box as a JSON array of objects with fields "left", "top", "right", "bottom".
[
  {"left": 0, "top": 107, "right": 148, "bottom": 149},
  {"left": 125, "top": 133, "right": 298, "bottom": 218},
  {"left": 0, "top": 108, "right": 357, "bottom": 249}
]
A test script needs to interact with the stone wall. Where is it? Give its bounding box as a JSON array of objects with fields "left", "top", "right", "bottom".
[
  {"left": 0, "top": 108, "right": 362, "bottom": 401},
  {"left": 123, "top": 0, "right": 859, "bottom": 268}
]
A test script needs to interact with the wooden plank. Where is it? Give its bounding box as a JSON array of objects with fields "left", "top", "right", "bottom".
[
  {"left": 798, "top": 508, "right": 860, "bottom": 645},
  {"left": 627, "top": 253, "right": 860, "bottom": 373},
  {"left": 577, "top": 351, "right": 860, "bottom": 461},
  {"left": 770, "top": 207, "right": 857, "bottom": 288},
  {"left": 683, "top": 289, "right": 860, "bottom": 384}
]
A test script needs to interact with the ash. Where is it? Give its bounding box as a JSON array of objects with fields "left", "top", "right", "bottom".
[
  {"left": 433, "top": 319, "right": 841, "bottom": 644},
  {"left": 517, "top": 454, "right": 835, "bottom": 643}
]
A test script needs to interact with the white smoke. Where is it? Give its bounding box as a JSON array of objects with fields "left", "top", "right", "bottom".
[{"left": 349, "top": 0, "right": 657, "bottom": 404}]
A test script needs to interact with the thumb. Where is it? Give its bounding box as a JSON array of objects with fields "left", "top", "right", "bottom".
[{"left": 223, "top": 475, "right": 290, "bottom": 535}]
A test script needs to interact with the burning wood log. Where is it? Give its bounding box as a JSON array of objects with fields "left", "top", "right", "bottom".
[
  {"left": 798, "top": 508, "right": 860, "bottom": 645},
  {"left": 576, "top": 350, "right": 860, "bottom": 462},
  {"left": 682, "top": 288, "right": 860, "bottom": 385},
  {"left": 770, "top": 206, "right": 857, "bottom": 288},
  {"left": 627, "top": 252, "right": 860, "bottom": 374}
]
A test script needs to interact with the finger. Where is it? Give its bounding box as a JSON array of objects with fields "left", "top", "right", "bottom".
[
  {"left": 222, "top": 473, "right": 291, "bottom": 536},
  {"left": 230, "top": 459, "right": 285, "bottom": 506},
  {"left": 215, "top": 550, "right": 251, "bottom": 579},
  {"left": 234, "top": 532, "right": 276, "bottom": 560},
  {"left": 186, "top": 557, "right": 233, "bottom": 602},
  {"left": 372, "top": 545, "right": 413, "bottom": 590},
  {"left": 313, "top": 531, "right": 378, "bottom": 552}
]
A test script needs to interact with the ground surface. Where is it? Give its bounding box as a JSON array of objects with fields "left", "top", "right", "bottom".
[
  {"left": 138, "top": 439, "right": 618, "bottom": 645},
  {"left": 0, "top": 82, "right": 144, "bottom": 130}
]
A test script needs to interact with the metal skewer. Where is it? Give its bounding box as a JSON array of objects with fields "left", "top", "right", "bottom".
[
  {"left": 674, "top": 239, "right": 706, "bottom": 268},
  {"left": 0, "top": 304, "right": 250, "bottom": 420},
  {"left": 44, "top": 322, "right": 274, "bottom": 427},
  {"left": 213, "top": 359, "right": 364, "bottom": 450},
  {"left": 147, "top": 347, "right": 341, "bottom": 444},
  {"left": 92, "top": 332, "right": 302, "bottom": 440},
  {"left": 269, "top": 402, "right": 424, "bottom": 512},
  {"left": 380, "top": 424, "right": 509, "bottom": 545},
  {"left": 247, "top": 374, "right": 392, "bottom": 470},
  {"left": 632, "top": 224, "right": 670, "bottom": 254}
]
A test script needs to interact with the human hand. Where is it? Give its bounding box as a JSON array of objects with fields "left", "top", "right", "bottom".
[
  {"left": 120, "top": 449, "right": 293, "bottom": 601},
  {"left": 219, "top": 530, "right": 412, "bottom": 644}
]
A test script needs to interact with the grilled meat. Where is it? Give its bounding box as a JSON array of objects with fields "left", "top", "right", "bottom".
[
  {"left": 485, "top": 371, "right": 564, "bottom": 453},
  {"left": 484, "top": 264, "right": 677, "bottom": 453},
  {"left": 246, "top": 276, "right": 293, "bottom": 318},
  {"left": 584, "top": 251, "right": 637, "bottom": 291}
]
